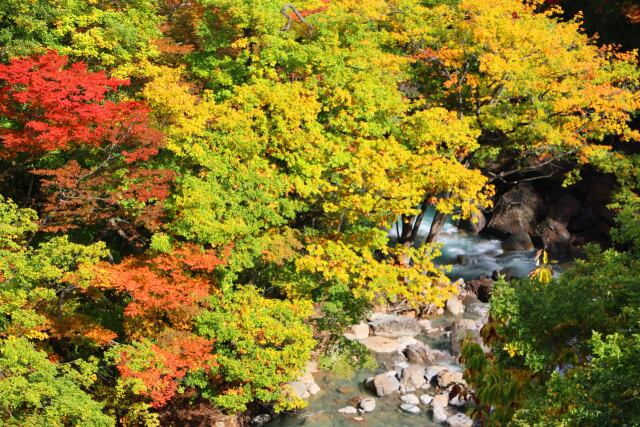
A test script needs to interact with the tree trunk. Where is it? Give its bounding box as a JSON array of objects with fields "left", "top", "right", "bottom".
[{"left": 425, "top": 210, "right": 447, "bottom": 244}]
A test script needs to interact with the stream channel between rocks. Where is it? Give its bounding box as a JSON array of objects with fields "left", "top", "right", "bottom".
[{"left": 266, "top": 213, "right": 543, "bottom": 427}]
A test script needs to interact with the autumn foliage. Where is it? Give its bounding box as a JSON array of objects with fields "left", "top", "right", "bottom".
[
  {"left": 0, "top": 52, "right": 160, "bottom": 159},
  {"left": 0, "top": 0, "right": 639, "bottom": 425}
]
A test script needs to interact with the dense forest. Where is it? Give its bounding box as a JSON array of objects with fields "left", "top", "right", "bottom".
[{"left": 0, "top": 0, "right": 638, "bottom": 426}]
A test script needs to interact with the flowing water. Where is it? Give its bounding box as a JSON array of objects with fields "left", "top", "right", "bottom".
[{"left": 268, "top": 211, "right": 540, "bottom": 427}]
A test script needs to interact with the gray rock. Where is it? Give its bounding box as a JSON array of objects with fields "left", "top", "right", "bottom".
[
  {"left": 360, "top": 336, "right": 398, "bottom": 353},
  {"left": 373, "top": 373, "right": 400, "bottom": 397},
  {"left": 419, "top": 394, "right": 434, "bottom": 405},
  {"left": 466, "top": 302, "right": 490, "bottom": 318},
  {"left": 400, "top": 404, "right": 421, "bottom": 414},
  {"left": 446, "top": 297, "right": 465, "bottom": 316},
  {"left": 338, "top": 406, "right": 358, "bottom": 415},
  {"left": 400, "top": 365, "right": 426, "bottom": 392},
  {"left": 450, "top": 318, "right": 480, "bottom": 355},
  {"left": 400, "top": 394, "right": 420, "bottom": 405},
  {"left": 251, "top": 414, "right": 272, "bottom": 426},
  {"left": 358, "top": 397, "right": 376, "bottom": 413},
  {"left": 369, "top": 314, "right": 421, "bottom": 338},
  {"left": 447, "top": 412, "right": 473, "bottom": 427}
]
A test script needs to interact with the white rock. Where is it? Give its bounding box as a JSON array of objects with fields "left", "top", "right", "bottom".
[
  {"left": 400, "top": 404, "right": 421, "bottom": 414},
  {"left": 358, "top": 397, "right": 376, "bottom": 413},
  {"left": 400, "top": 394, "right": 420, "bottom": 405},
  {"left": 446, "top": 297, "right": 465, "bottom": 316},
  {"left": 419, "top": 394, "right": 434, "bottom": 405},
  {"left": 433, "top": 406, "right": 449, "bottom": 423},
  {"left": 338, "top": 406, "right": 358, "bottom": 415},
  {"left": 447, "top": 412, "right": 473, "bottom": 427},
  {"left": 307, "top": 382, "right": 321, "bottom": 395}
]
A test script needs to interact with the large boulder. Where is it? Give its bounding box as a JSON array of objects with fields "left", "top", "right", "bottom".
[
  {"left": 400, "top": 365, "right": 427, "bottom": 392},
  {"left": 369, "top": 314, "right": 420, "bottom": 338},
  {"left": 487, "top": 183, "right": 544, "bottom": 236},
  {"left": 372, "top": 373, "right": 400, "bottom": 397},
  {"left": 536, "top": 218, "right": 571, "bottom": 257},
  {"left": 502, "top": 232, "right": 534, "bottom": 252},
  {"left": 403, "top": 342, "right": 450, "bottom": 365},
  {"left": 465, "top": 277, "right": 494, "bottom": 302},
  {"left": 360, "top": 336, "right": 398, "bottom": 353},
  {"left": 547, "top": 193, "right": 580, "bottom": 227},
  {"left": 446, "top": 297, "right": 465, "bottom": 316},
  {"left": 450, "top": 318, "right": 480, "bottom": 355},
  {"left": 458, "top": 210, "right": 487, "bottom": 235}
]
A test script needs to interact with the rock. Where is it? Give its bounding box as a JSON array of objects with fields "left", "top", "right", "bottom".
[
  {"left": 459, "top": 210, "right": 487, "bottom": 235},
  {"left": 433, "top": 406, "right": 449, "bottom": 423},
  {"left": 364, "top": 376, "right": 376, "bottom": 392},
  {"left": 461, "top": 293, "right": 481, "bottom": 306},
  {"left": 465, "top": 276, "right": 494, "bottom": 303},
  {"left": 419, "top": 394, "right": 434, "bottom": 405},
  {"left": 446, "top": 297, "right": 465, "bottom": 316},
  {"left": 450, "top": 318, "right": 480, "bottom": 355},
  {"left": 536, "top": 218, "right": 571, "bottom": 257},
  {"left": 419, "top": 319, "right": 445, "bottom": 336},
  {"left": 307, "top": 382, "right": 321, "bottom": 395},
  {"left": 487, "top": 183, "right": 544, "bottom": 236},
  {"left": 352, "top": 323, "right": 370, "bottom": 339},
  {"left": 251, "top": 414, "right": 272, "bottom": 426},
  {"left": 400, "top": 394, "right": 420, "bottom": 405},
  {"left": 426, "top": 365, "right": 448, "bottom": 382},
  {"left": 360, "top": 336, "right": 398, "bottom": 353},
  {"left": 548, "top": 193, "right": 580, "bottom": 227},
  {"left": 449, "top": 393, "right": 467, "bottom": 407},
  {"left": 437, "top": 369, "right": 464, "bottom": 389},
  {"left": 214, "top": 415, "right": 241, "bottom": 427},
  {"left": 403, "top": 342, "right": 449, "bottom": 365},
  {"left": 502, "top": 232, "right": 534, "bottom": 252},
  {"left": 369, "top": 314, "right": 421, "bottom": 338},
  {"left": 373, "top": 373, "right": 400, "bottom": 397},
  {"left": 466, "top": 302, "right": 490, "bottom": 318},
  {"left": 289, "top": 381, "right": 310, "bottom": 399},
  {"left": 400, "top": 404, "right": 421, "bottom": 414},
  {"left": 338, "top": 406, "right": 358, "bottom": 415},
  {"left": 358, "top": 397, "right": 376, "bottom": 413},
  {"left": 432, "top": 393, "right": 449, "bottom": 408},
  {"left": 447, "top": 412, "right": 473, "bottom": 427},
  {"left": 396, "top": 335, "right": 418, "bottom": 352},
  {"left": 400, "top": 365, "right": 426, "bottom": 392}
]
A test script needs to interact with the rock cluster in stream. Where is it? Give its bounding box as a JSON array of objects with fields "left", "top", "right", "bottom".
[{"left": 305, "top": 282, "right": 488, "bottom": 426}]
